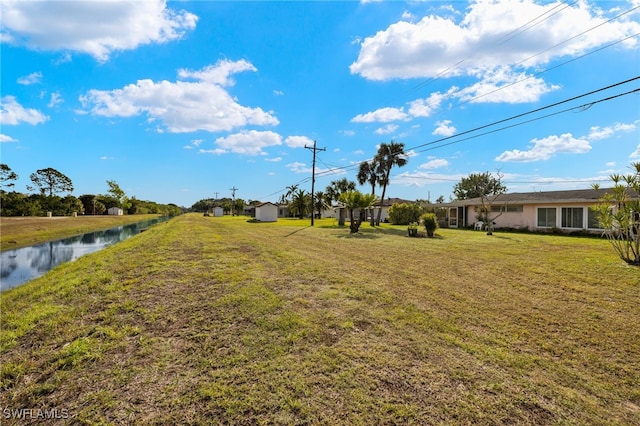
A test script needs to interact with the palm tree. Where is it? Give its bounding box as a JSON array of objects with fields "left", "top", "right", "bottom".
[
  {"left": 289, "top": 189, "right": 310, "bottom": 219},
  {"left": 357, "top": 159, "right": 384, "bottom": 226},
  {"left": 374, "top": 141, "right": 407, "bottom": 225},
  {"left": 339, "top": 190, "right": 379, "bottom": 234},
  {"left": 284, "top": 184, "right": 299, "bottom": 203},
  {"left": 313, "top": 191, "right": 329, "bottom": 220},
  {"left": 325, "top": 178, "right": 357, "bottom": 226}
]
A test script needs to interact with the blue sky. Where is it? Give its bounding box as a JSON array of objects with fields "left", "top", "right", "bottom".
[{"left": 1, "top": 0, "right": 639, "bottom": 207}]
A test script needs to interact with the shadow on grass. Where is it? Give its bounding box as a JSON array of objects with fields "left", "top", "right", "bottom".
[{"left": 284, "top": 226, "right": 312, "bottom": 237}]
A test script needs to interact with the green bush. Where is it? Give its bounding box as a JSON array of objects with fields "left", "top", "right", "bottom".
[
  {"left": 421, "top": 213, "right": 438, "bottom": 237},
  {"left": 388, "top": 203, "right": 423, "bottom": 225}
]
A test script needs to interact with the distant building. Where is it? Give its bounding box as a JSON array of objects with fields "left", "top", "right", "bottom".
[
  {"left": 108, "top": 207, "right": 123, "bottom": 216},
  {"left": 255, "top": 202, "right": 278, "bottom": 222},
  {"left": 212, "top": 207, "right": 223, "bottom": 217}
]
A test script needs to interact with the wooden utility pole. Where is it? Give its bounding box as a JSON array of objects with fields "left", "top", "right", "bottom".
[
  {"left": 305, "top": 140, "right": 326, "bottom": 226},
  {"left": 230, "top": 186, "right": 238, "bottom": 216}
]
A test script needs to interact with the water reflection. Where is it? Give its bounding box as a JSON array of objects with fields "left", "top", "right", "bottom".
[{"left": 1, "top": 217, "right": 168, "bottom": 291}]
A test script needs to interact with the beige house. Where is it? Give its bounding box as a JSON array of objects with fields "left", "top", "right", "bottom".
[{"left": 441, "top": 188, "right": 622, "bottom": 233}]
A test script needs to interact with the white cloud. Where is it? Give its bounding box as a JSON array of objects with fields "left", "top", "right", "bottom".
[
  {"left": 0, "top": 0, "right": 198, "bottom": 62},
  {"left": 0, "top": 96, "right": 49, "bottom": 125},
  {"left": 496, "top": 133, "right": 591, "bottom": 162},
  {"left": 419, "top": 158, "right": 449, "bottom": 169},
  {"left": 17, "top": 72, "right": 42, "bottom": 85},
  {"left": 631, "top": 145, "right": 640, "bottom": 159},
  {"left": 286, "top": 162, "right": 310, "bottom": 173},
  {"left": 393, "top": 170, "right": 464, "bottom": 187},
  {"left": 178, "top": 60, "right": 255, "bottom": 86},
  {"left": 80, "top": 60, "right": 278, "bottom": 133},
  {"left": 339, "top": 130, "right": 355, "bottom": 136},
  {"left": 48, "top": 92, "right": 63, "bottom": 108},
  {"left": 588, "top": 121, "right": 637, "bottom": 140},
  {"left": 0, "top": 134, "right": 17, "bottom": 142},
  {"left": 350, "top": 0, "right": 640, "bottom": 81},
  {"left": 199, "top": 148, "right": 227, "bottom": 155},
  {"left": 408, "top": 92, "right": 447, "bottom": 118},
  {"left": 375, "top": 124, "right": 398, "bottom": 135},
  {"left": 351, "top": 107, "right": 408, "bottom": 123},
  {"left": 432, "top": 120, "right": 456, "bottom": 137},
  {"left": 273, "top": 90, "right": 284, "bottom": 96},
  {"left": 452, "top": 67, "right": 559, "bottom": 104},
  {"left": 214, "top": 130, "right": 282, "bottom": 155},
  {"left": 285, "top": 135, "right": 313, "bottom": 148},
  {"left": 265, "top": 157, "right": 282, "bottom": 162}
]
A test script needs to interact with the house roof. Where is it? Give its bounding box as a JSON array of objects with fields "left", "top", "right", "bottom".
[
  {"left": 442, "top": 187, "right": 633, "bottom": 207},
  {"left": 375, "top": 197, "right": 415, "bottom": 207},
  {"left": 256, "top": 202, "right": 277, "bottom": 207}
]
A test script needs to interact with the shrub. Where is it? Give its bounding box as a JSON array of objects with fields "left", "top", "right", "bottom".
[
  {"left": 388, "top": 203, "right": 423, "bottom": 225},
  {"left": 421, "top": 213, "right": 438, "bottom": 237}
]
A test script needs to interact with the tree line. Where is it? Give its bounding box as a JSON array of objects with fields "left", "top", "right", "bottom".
[{"left": 0, "top": 165, "right": 181, "bottom": 217}]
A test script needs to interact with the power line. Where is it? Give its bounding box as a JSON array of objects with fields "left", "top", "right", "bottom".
[
  {"left": 315, "top": 76, "right": 640, "bottom": 179},
  {"left": 416, "top": 87, "right": 640, "bottom": 154}
]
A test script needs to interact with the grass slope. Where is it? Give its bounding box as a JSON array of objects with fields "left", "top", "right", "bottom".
[
  {"left": 0, "top": 215, "right": 162, "bottom": 251},
  {"left": 1, "top": 214, "right": 639, "bottom": 424}
]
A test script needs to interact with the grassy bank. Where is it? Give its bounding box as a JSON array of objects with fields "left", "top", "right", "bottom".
[
  {"left": 1, "top": 213, "right": 639, "bottom": 424},
  {"left": 0, "top": 214, "right": 162, "bottom": 251}
]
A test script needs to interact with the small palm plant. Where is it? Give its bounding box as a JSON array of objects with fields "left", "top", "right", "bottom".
[
  {"left": 339, "top": 190, "right": 378, "bottom": 234},
  {"left": 421, "top": 213, "right": 438, "bottom": 237}
]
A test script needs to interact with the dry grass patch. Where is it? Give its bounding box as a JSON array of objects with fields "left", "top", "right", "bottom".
[{"left": 1, "top": 214, "right": 639, "bottom": 424}]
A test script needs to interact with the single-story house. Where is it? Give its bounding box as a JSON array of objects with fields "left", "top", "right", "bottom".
[
  {"left": 255, "top": 202, "right": 278, "bottom": 222},
  {"left": 107, "top": 207, "right": 123, "bottom": 216},
  {"left": 440, "top": 187, "right": 629, "bottom": 233},
  {"left": 212, "top": 206, "right": 224, "bottom": 217}
]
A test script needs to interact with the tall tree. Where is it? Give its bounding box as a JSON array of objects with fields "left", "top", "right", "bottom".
[
  {"left": 0, "top": 164, "right": 18, "bottom": 191},
  {"left": 289, "top": 189, "right": 310, "bottom": 219},
  {"left": 455, "top": 171, "right": 507, "bottom": 235},
  {"left": 358, "top": 159, "right": 384, "bottom": 226},
  {"left": 374, "top": 141, "right": 407, "bottom": 225},
  {"left": 313, "top": 190, "right": 329, "bottom": 220},
  {"left": 453, "top": 172, "right": 506, "bottom": 200},
  {"left": 284, "top": 184, "right": 299, "bottom": 203},
  {"left": 592, "top": 162, "right": 640, "bottom": 266},
  {"left": 28, "top": 168, "right": 73, "bottom": 196},
  {"left": 106, "top": 180, "right": 130, "bottom": 211}
]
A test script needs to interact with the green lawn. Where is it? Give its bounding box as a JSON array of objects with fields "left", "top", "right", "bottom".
[{"left": 1, "top": 213, "right": 639, "bottom": 424}]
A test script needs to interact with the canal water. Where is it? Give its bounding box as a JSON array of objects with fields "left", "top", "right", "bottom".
[{"left": 1, "top": 217, "right": 170, "bottom": 291}]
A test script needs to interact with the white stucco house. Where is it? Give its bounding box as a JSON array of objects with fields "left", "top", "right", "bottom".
[
  {"left": 255, "top": 202, "right": 278, "bottom": 222},
  {"left": 108, "top": 207, "right": 123, "bottom": 216}
]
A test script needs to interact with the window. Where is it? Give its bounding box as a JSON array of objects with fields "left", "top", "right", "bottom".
[
  {"left": 561, "top": 207, "right": 584, "bottom": 229},
  {"left": 587, "top": 207, "right": 603, "bottom": 229},
  {"left": 489, "top": 204, "right": 523, "bottom": 212},
  {"left": 537, "top": 208, "right": 556, "bottom": 227}
]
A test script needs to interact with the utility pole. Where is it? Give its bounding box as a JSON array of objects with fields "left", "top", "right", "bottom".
[
  {"left": 230, "top": 186, "right": 238, "bottom": 216},
  {"left": 305, "top": 140, "right": 326, "bottom": 226}
]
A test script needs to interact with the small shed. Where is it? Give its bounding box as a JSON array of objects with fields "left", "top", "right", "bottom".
[
  {"left": 108, "top": 207, "right": 123, "bottom": 216},
  {"left": 255, "top": 202, "right": 278, "bottom": 222},
  {"left": 212, "top": 207, "right": 224, "bottom": 217}
]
